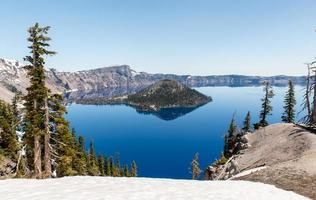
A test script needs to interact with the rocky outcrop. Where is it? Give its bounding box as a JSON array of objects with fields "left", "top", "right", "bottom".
[{"left": 207, "top": 123, "right": 316, "bottom": 199}]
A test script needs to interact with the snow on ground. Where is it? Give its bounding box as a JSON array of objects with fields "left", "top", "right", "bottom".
[
  {"left": 0, "top": 176, "right": 309, "bottom": 200},
  {"left": 229, "top": 166, "right": 267, "bottom": 179}
]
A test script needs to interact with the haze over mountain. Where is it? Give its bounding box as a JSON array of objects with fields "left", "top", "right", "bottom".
[{"left": 0, "top": 58, "right": 306, "bottom": 103}]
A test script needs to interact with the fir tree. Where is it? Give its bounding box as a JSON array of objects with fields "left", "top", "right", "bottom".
[
  {"left": 282, "top": 80, "right": 296, "bottom": 123},
  {"left": 73, "top": 135, "right": 87, "bottom": 175},
  {"left": 106, "top": 156, "right": 113, "bottom": 176},
  {"left": 258, "top": 81, "right": 274, "bottom": 127},
  {"left": 123, "top": 164, "right": 130, "bottom": 177},
  {"left": 0, "top": 100, "right": 19, "bottom": 161},
  {"left": 190, "top": 153, "right": 201, "bottom": 180},
  {"left": 223, "top": 115, "right": 238, "bottom": 157},
  {"left": 87, "top": 140, "right": 99, "bottom": 175},
  {"left": 227, "top": 115, "right": 237, "bottom": 138},
  {"left": 130, "top": 160, "right": 137, "bottom": 177},
  {"left": 50, "top": 94, "right": 77, "bottom": 177},
  {"left": 23, "top": 23, "right": 56, "bottom": 178},
  {"left": 242, "top": 111, "right": 251, "bottom": 132},
  {"left": 114, "top": 153, "right": 121, "bottom": 177},
  {"left": 98, "top": 155, "right": 105, "bottom": 176}
]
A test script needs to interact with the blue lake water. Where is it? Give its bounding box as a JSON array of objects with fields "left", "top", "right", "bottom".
[{"left": 66, "top": 86, "right": 304, "bottom": 179}]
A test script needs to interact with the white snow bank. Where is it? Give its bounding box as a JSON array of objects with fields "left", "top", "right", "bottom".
[
  {"left": 229, "top": 166, "right": 267, "bottom": 179},
  {"left": 0, "top": 176, "right": 308, "bottom": 200}
]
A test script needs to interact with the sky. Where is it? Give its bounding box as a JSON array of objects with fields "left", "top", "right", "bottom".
[{"left": 1, "top": 0, "right": 316, "bottom": 76}]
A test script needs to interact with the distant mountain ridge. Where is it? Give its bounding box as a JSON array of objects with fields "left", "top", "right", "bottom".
[{"left": 0, "top": 58, "right": 306, "bottom": 103}]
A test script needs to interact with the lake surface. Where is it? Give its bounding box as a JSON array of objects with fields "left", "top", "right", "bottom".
[{"left": 66, "top": 86, "right": 304, "bottom": 179}]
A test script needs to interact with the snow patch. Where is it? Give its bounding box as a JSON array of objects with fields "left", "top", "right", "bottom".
[
  {"left": 229, "top": 166, "right": 267, "bottom": 179},
  {"left": 0, "top": 176, "right": 308, "bottom": 200}
]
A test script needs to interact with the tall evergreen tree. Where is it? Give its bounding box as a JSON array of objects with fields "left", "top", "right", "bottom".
[
  {"left": 282, "top": 80, "right": 296, "bottom": 123},
  {"left": 258, "top": 81, "right": 274, "bottom": 127},
  {"left": 130, "top": 160, "right": 137, "bottom": 177},
  {"left": 23, "top": 23, "right": 56, "bottom": 178},
  {"left": 190, "top": 153, "right": 201, "bottom": 180},
  {"left": 242, "top": 111, "right": 251, "bottom": 132}
]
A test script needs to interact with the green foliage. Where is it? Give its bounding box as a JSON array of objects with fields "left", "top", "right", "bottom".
[
  {"left": 130, "top": 160, "right": 138, "bottom": 177},
  {"left": 0, "top": 100, "right": 19, "bottom": 161},
  {"left": 87, "top": 140, "right": 99, "bottom": 176},
  {"left": 72, "top": 135, "right": 88, "bottom": 175},
  {"left": 49, "top": 94, "right": 76, "bottom": 176},
  {"left": 127, "top": 79, "right": 211, "bottom": 110},
  {"left": 123, "top": 164, "right": 130, "bottom": 177},
  {"left": 258, "top": 81, "right": 274, "bottom": 127},
  {"left": 224, "top": 115, "right": 238, "bottom": 158},
  {"left": 98, "top": 155, "right": 105, "bottom": 176},
  {"left": 23, "top": 23, "right": 56, "bottom": 178},
  {"left": 242, "top": 111, "right": 252, "bottom": 132},
  {"left": 190, "top": 153, "right": 201, "bottom": 180},
  {"left": 282, "top": 80, "right": 296, "bottom": 123},
  {"left": 212, "top": 153, "right": 228, "bottom": 167}
]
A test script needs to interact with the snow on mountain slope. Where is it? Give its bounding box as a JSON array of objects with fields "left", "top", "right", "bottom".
[{"left": 0, "top": 176, "right": 309, "bottom": 200}]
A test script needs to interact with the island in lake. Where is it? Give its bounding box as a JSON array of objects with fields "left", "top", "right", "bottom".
[{"left": 75, "top": 79, "right": 212, "bottom": 113}]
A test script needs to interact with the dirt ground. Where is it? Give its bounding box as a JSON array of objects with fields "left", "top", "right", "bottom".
[{"left": 232, "top": 123, "right": 316, "bottom": 199}]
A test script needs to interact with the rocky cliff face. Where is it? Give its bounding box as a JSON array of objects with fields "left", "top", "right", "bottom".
[{"left": 0, "top": 58, "right": 306, "bottom": 103}]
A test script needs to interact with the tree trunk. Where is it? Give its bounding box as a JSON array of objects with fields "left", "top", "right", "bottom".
[
  {"left": 43, "top": 97, "right": 51, "bottom": 178},
  {"left": 306, "top": 65, "right": 311, "bottom": 122},
  {"left": 34, "top": 134, "right": 42, "bottom": 178},
  {"left": 313, "top": 71, "right": 316, "bottom": 124},
  {"left": 33, "top": 99, "right": 42, "bottom": 179}
]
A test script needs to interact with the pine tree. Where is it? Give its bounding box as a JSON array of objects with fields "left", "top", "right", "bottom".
[
  {"left": 73, "top": 135, "right": 87, "bottom": 175},
  {"left": 107, "top": 156, "right": 115, "bottom": 176},
  {"left": 87, "top": 140, "right": 99, "bottom": 175},
  {"left": 190, "top": 153, "right": 201, "bottom": 180},
  {"left": 130, "top": 160, "right": 137, "bottom": 177},
  {"left": 98, "top": 155, "right": 105, "bottom": 176},
  {"left": 123, "top": 164, "right": 130, "bottom": 177},
  {"left": 11, "top": 92, "right": 22, "bottom": 131},
  {"left": 227, "top": 115, "right": 237, "bottom": 138},
  {"left": 50, "top": 94, "right": 77, "bottom": 177},
  {"left": 23, "top": 23, "right": 56, "bottom": 178},
  {"left": 224, "top": 115, "right": 238, "bottom": 158},
  {"left": 242, "top": 111, "right": 251, "bottom": 132},
  {"left": 114, "top": 153, "right": 121, "bottom": 177},
  {"left": 282, "top": 80, "right": 296, "bottom": 123},
  {"left": 258, "top": 81, "right": 274, "bottom": 127},
  {"left": 0, "top": 100, "right": 19, "bottom": 161}
]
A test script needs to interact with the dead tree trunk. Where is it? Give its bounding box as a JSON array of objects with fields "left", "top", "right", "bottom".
[
  {"left": 313, "top": 70, "right": 316, "bottom": 124},
  {"left": 33, "top": 99, "right": 42, "bottom": 179}
]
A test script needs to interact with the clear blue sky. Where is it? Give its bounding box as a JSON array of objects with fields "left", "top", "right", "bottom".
[{"left": 1, "top": 0, "right": 316, "bottom": 75}]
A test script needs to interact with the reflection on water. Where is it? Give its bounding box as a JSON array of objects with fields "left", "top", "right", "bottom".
[{"left": 135, "top": 105, "right": 206, "bottom": 121}]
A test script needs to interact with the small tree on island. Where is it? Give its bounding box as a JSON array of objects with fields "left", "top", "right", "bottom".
[
  {"left": 190, "top": 153, "right": 201, "bottom": 180},
  {"left": 282, "top": 80, "right": 296, "bottom": 123},
  {"left": 256, "top": 81, "right": 274, "bottom": 128},
  {"left": 242, "top": 111, "right": 252, "bottom": 132}
]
